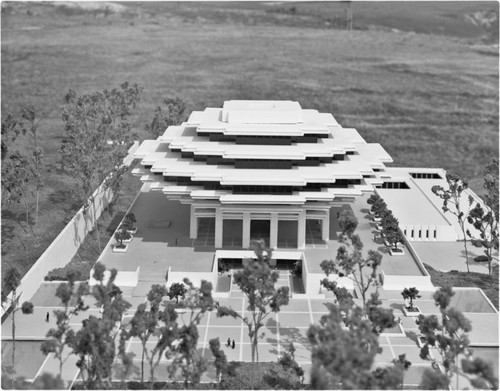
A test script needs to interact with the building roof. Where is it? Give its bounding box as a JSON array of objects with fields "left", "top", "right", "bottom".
[
  {"left": 133, "top": 100, "right": 393, "bottom": 205},
  {"left": 377, "top": 167, "right": 484, "bottom": 240}
]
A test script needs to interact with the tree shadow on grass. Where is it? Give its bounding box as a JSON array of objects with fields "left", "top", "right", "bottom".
[
  {"left": 1, "top": 221, "right": 16, "bottom": 242},
  {"left": 1, "top": 209, "right": 31, "bottom": 233},
  {"left": 47, "top": 188, "right": 81, "bottom": 211}
]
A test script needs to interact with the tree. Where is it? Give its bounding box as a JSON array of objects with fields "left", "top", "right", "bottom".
[
  {"left": 432, "top": 173, "right": 473, "bottom": 272},
  {"left": 307, "top": 291, "right": 402, "bottom": 389},
  {"left": 114, "top": 228, "right": 131, "bottom": 248},
  {"left": 466, "top": 159, "right": 499, "bottom": 275},
  {"left": 217, "top": 240, "right": 290, "bottom": 388},
  {"left": 367, "top": 194, "right": 388, "bottom": 219},
  {"left": 278, "top": 343, "right": 304, "bottom": 386},
  {"left": 401, "top": 287, "right": 421, "bottom": 311},
  {"left": 1, "top": 111, "right": 25, "bottom": 161},
  {"left": 380, "top": 211, "right": 404, "bottom": 251},
  {"left": 60, "top": 82, "right": 142, "bottom": 251},
  {"left": 338, "top": 209, "right": 358, "bottom": 239},
  {"left": 417, "top": 286, "right": 498, "bottom": 390},
  {"left": 68, "top": 264, "right": 131, "bottom": 389},
  {"left": 371, "top": 354, "right": 411, "bottom": 390},
  {"left": 122, "top": 284, "right": 178, "bottom": 388},
  {"left": 41, "top": 273, "right": 89, "bottom": 386},
  {"left": 20, "top": 105, "right": 44, "bottom": 230},
  {"left": 209, "top": 338, "right": 228, "bottom": 382},
  {"left": 1, "top": 150, "right": 42, "bottom": 236},
  {"left": 121, "top": 212, "right": 137, "bottom": 231},
  {"left": 1, "top": 107, "right": 45, "bottom": 236},
  {"left": 145, "top": 96, "right": 187, "bottom": 139},
  {"left": 1, "top": 268, "right": 34, "bottom": 389},
  {"left": 171, "top": 278, "right": 218, "bottom": 389},
  {"left": 168, "top": 282, "right": 187, "bottom": 304},
  {"left": 321, "top": 234, "right": 383, "bottom": 308}
]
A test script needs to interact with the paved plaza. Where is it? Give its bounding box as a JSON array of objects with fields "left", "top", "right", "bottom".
[
  {"left": 2, "top": 189, "right": 498, "bottom": 388},
  {"left": 2, "top": 281, "right": 468, "bottom": 387}
]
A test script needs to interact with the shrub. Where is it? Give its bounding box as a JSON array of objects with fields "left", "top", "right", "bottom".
[
  {"left": 121, "top": 212, "right": 136, "bottom": 230},
  {"left": 45, "top": 263, "right": 89, "bottom": 281},
  {"left": 292, "top": 260, "right": 302, "bottom": 277},
  {"left": 114, "top": 228, "right": 131, "bottom": 247}
]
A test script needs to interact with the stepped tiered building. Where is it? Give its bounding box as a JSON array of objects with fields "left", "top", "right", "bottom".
[{"left": 133, "top": 100, "right": 395, "bottom": 249}]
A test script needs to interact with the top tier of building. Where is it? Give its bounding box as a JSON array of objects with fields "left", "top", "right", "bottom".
[{"left": 132, "top": 100, "right": 393, "bottom": 205}]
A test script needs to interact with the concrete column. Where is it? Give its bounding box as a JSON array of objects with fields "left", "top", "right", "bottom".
[
  {"left": 215, "top": 208, "right": 223, "bottom": 248},
  {"left": 189, "top": 205, "right": 198, "bottom": 239},
  {"left": 297, "top": 211, "right": 306, "bottom": 249},
  {"left": 322, "top": 210, "right": 330, "bottom": 241},
  {"left": 242, "top": 212, "right": 251, "bottom": 248},
  {"left": 270, "top": 213, "right": 278, "bottom": 248}
]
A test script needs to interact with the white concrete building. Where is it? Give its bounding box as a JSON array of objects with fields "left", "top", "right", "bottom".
[{"left": 133, "top": 100, "right": 395, "bottom": 250}]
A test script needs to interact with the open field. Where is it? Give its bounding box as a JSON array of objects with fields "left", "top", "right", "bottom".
[{"left": 1, "top": 1, "right": 498, "bottom": 278}]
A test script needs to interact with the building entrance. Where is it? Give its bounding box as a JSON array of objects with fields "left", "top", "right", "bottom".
[
  {"left": 250, "top": 220, "right": 270, "bottom": 244},
  {"left": 222, "top": 220, "right": 243, "bottom": 248},
  {"left": 277, "top": 220, "right": 298, "bottom": 248}
]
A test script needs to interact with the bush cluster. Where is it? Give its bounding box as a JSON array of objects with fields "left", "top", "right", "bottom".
[{"left": 45, "top": 263, "right": 89, "bottom": 281}]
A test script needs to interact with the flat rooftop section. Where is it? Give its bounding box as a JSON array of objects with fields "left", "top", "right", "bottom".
[
  {"left": 222, "top": 100, "right": 303, "bottom": 124},
  {"left": 305, "top": 195, "right": 425, "bottom": 276},
  {"left": 98, "top": 186, "right": 215, "bottom": 275},
  {"left": 377, "top": 175, "right": 450, "bottom": 227},
  {"left": 449, "top": 288, "right": 497, "bottom": 314},
  {"left": 465, "top": 313, "right": 499, "bottom": 346},
  {"left": 411, "top": 241, "right": 498, "bottom": 274}
]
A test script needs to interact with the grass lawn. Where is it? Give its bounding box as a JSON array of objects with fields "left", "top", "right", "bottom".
[
  {"left": 424, "top": 263, "right": 499, "bottom": 310},
  {"left": 1, "top": 2, "right": 498, "bottom": 280}
]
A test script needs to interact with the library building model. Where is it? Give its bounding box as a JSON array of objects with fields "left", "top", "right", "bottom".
[{"left": 134, "top": 100, "right": 474, "bottom": 248}]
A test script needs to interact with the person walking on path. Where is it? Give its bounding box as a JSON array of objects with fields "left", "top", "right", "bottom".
[
  {"left": 46, "top": 312, "right": 49, "bottom": 322},
  {"left": 231, "top": 339, "right": 235, "bottom": 350},
  {"left": 227, "top": 337, "right": 231, "bottom": 347}
]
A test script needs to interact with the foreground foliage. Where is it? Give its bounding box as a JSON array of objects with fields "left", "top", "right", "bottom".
[
  {"left": 217, "top": 240, "right": 290, "bottom": 389},
  {"left": 417, "top": 286, "right": 498, "bottom": 389}
]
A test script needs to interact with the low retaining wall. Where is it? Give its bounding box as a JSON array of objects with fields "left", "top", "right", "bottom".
[
  {"left": 167, "top": 271, "right": 215, "bottom": 288},
  {"left": 2, "top": 142, "right": 139, "bottom": 312},
  {"left": 88, "top": 267, "right": 140, "bottom": 287},
  {"left": 382, "top": 271, "right": 435, "bottom": 292}
]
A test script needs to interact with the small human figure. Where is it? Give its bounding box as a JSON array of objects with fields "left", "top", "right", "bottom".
[
  {"left": 175, "top": 238, "right": 178, "bottom": 246},
  {"left": 46, "top": 312, "right": 49, "bottom": 322},
  {"left": 227, "top": 337, "right": 231, "bottom": 347},
  {"left": 231, "top": 339, "right": 235, "bottom": 350}
]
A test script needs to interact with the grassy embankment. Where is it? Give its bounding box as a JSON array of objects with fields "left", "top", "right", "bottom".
[
  {"left": 425, "top": 263, "right": 499, "bottom": 310},
  {"left": 1, "top": 2, "right": 498, "bottom": 280}
]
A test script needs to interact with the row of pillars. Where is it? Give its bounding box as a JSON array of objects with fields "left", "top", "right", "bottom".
[{"left": 189, "top": 206, "right": 330, "bottom": 249}]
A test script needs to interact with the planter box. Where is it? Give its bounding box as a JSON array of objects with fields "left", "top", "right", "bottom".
[
  {"left": 402, "top": 306, "right": 421, "bottom": 317},
  {"left": 127, "top": 227, "right": 138, "bottom": 235},
  {"left": 112, "top": 244, "right": 129, "bottom": 253},
  {"left": 372, "top": 216, "right": 382, "bottom": 223},
  {"left": 174, "top": 308, "right": 187, "bottom": 314},
  {"left": 389, "top": 248, "right": 405, "bottom": 256},
  {"left": 122, "top": 237, "right": 133, "bottom": 244}
]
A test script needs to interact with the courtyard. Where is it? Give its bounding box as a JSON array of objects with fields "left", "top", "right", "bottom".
[{"left": 3, "top": 283, "right": 465, "bottom": 387}]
